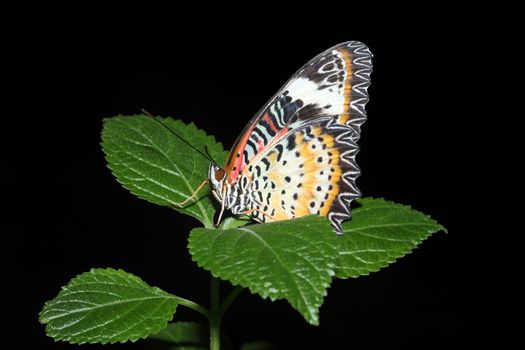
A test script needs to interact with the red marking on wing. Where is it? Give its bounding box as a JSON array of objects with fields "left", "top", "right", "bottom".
[
  {"left": 227, "top": 130, "right": 253, "bottom": 181},
  {"left": 225, "top": 113, "right": 284, "bottom": 182},
  {"left": 257, "top": 139, "right": 264, "bottom": 152},
  {"left": 263, "top": 113, "right": 279, "bottom": 134},
  {"left": 246, "top": 125, "right": 289, "bottom": 166}
]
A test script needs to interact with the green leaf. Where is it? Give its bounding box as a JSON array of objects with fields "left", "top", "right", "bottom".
[
  {"left": 101, "top": 115, "right": 228, "bottom": 228},
  {"left": 148, "top": 322, "right": 207, "bottom": 350},
  {"left": 39, "top": 268, "right": 178, "bottom": 344},
  {"left": 335, "top": 197, "right": 446, "bottom": 278},
  {"left": 188, "top": 216, "right": 337, "bottom": 325}
]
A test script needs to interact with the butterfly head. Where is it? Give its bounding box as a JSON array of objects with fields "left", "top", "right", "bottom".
[{"left": 208, "top": 163, "right": 226, "bottom": 202}]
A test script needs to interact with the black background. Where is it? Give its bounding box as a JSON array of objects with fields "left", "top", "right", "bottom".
[{"left": 6, "top": 4, "right": 520, "bottom": 350}]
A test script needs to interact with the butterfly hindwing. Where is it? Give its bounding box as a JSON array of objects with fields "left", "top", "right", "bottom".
[{"left": 239, "top": 118, "right": 361, "bottom": 233}]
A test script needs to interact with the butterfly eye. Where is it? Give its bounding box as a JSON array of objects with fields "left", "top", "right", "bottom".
[{"left": 215, "top": 168, "right": 226, "bottom": 181}]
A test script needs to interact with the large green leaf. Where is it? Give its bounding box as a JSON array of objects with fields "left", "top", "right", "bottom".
[
  {"left": 188, "top": 216, "right": 337, "bottom": 325},
  {"left": 39, "top": 268, "right": 178, "bottom": 344},
  {"left": 335, "top": 198, "right": 446, "bottom": 278},
  {"left": 101, "top": 115, "right": 228, "bottom": 228}
]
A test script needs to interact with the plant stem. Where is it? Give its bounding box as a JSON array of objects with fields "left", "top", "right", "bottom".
[
  {"left": 219, "top": 286, "right": 244, "bottom": 318},
  {"left": 170, "top": 295, "right": 210, "bottom": 318},
  {"left": 210, "top": 277, "right": 221, "bottom": 350}
]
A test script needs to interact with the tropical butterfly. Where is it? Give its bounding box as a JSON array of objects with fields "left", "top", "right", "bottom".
[{"left": 176, "top": 41, "right": 372, "bottom": 234}]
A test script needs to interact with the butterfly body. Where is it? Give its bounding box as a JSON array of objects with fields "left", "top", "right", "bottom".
[{"left": 208, "top": 41, "right": 373, "bottom": 234}]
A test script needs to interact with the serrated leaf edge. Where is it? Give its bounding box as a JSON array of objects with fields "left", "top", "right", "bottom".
[
  {"left": 336, "top": 197, "right": 446, "bottom": 278},
  {"left": 39, "top": 268, "right": 178, "bottom": 345}
]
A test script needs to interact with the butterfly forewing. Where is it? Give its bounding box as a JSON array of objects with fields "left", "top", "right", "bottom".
[{"left": 223, "top": 41, "right": 373, "bottom": 233}]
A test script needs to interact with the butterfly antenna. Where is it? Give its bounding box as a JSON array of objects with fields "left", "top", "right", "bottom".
[
  {"left": 141, "top": 109, "right": 216, "bottom": 164},
  {"left": 204, "top": 145, "right": 218, "bottom": 166}
]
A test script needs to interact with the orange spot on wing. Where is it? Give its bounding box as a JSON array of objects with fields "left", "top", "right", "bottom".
[
  {"left": 270, "top": 195, "right": 292, "bottom": 221},
  {"left": 291, "top": 128, "right": 341, "bottom": 218},
  {"left": 337, "top": 48, "right": 354, "bottom": 125}
]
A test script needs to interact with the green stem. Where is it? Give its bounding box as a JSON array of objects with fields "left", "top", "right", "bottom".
[
  {"left": 170, "top": 295, "right": 210, "bottom": 318},
  {"left": 210, "top": 277, "right": 221, "bottom": 350},
  {"left": 219, "top": 286, "right": 244, "bottom": 318}
]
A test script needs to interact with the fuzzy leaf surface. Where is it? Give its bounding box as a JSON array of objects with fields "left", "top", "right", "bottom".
[
  {"left": 335, "top": 197, "right": 446, "bottom": 278},
  {"left": 189, "top": 216, "right": 336, "bottom": 325},
  {"left": 102, "top": 115, "right": 227, "bottom": 228},
  {"left": 39, "top": 268, "right": 178, "bottom": 344}
]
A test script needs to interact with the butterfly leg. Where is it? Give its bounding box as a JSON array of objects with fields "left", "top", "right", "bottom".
[
  {"left": 214, "top": 188, "right": 227, "bottom": 227},
  {"left": 169, "top": 180, "right": 208, "bottom": 207}
]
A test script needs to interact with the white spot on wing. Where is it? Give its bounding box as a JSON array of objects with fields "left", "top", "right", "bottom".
[{"left": 284, "top": 77, "right": 344, "bottom": 114}]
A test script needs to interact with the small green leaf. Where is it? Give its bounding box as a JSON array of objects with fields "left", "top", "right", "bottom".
[
  {"left": 101, "top": 115, "right": 227, "bottom": 228},
  {"left": 39, "top": 268, "right": 178, "bottom": 344},
  {"left": 335, "top": 197, "right": 446, "bottom": 278},
  {"left": 188, "top": 216, "right": 336, "bottom": 325},
  {"left": 148, "top": 322, "right": 207, "bottom": 350}
]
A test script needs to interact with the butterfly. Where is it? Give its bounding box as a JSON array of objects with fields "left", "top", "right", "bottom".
[{"left": 177, "top": 41, "right": 373, "bottom": 234}]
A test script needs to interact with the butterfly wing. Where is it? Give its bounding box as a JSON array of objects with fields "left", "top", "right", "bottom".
[
  {"left": 224, "top": 41, "right": 372, "bottom": 181},
  {"left": 226, "top": 41, "right": 373, "bottom": 233}
]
